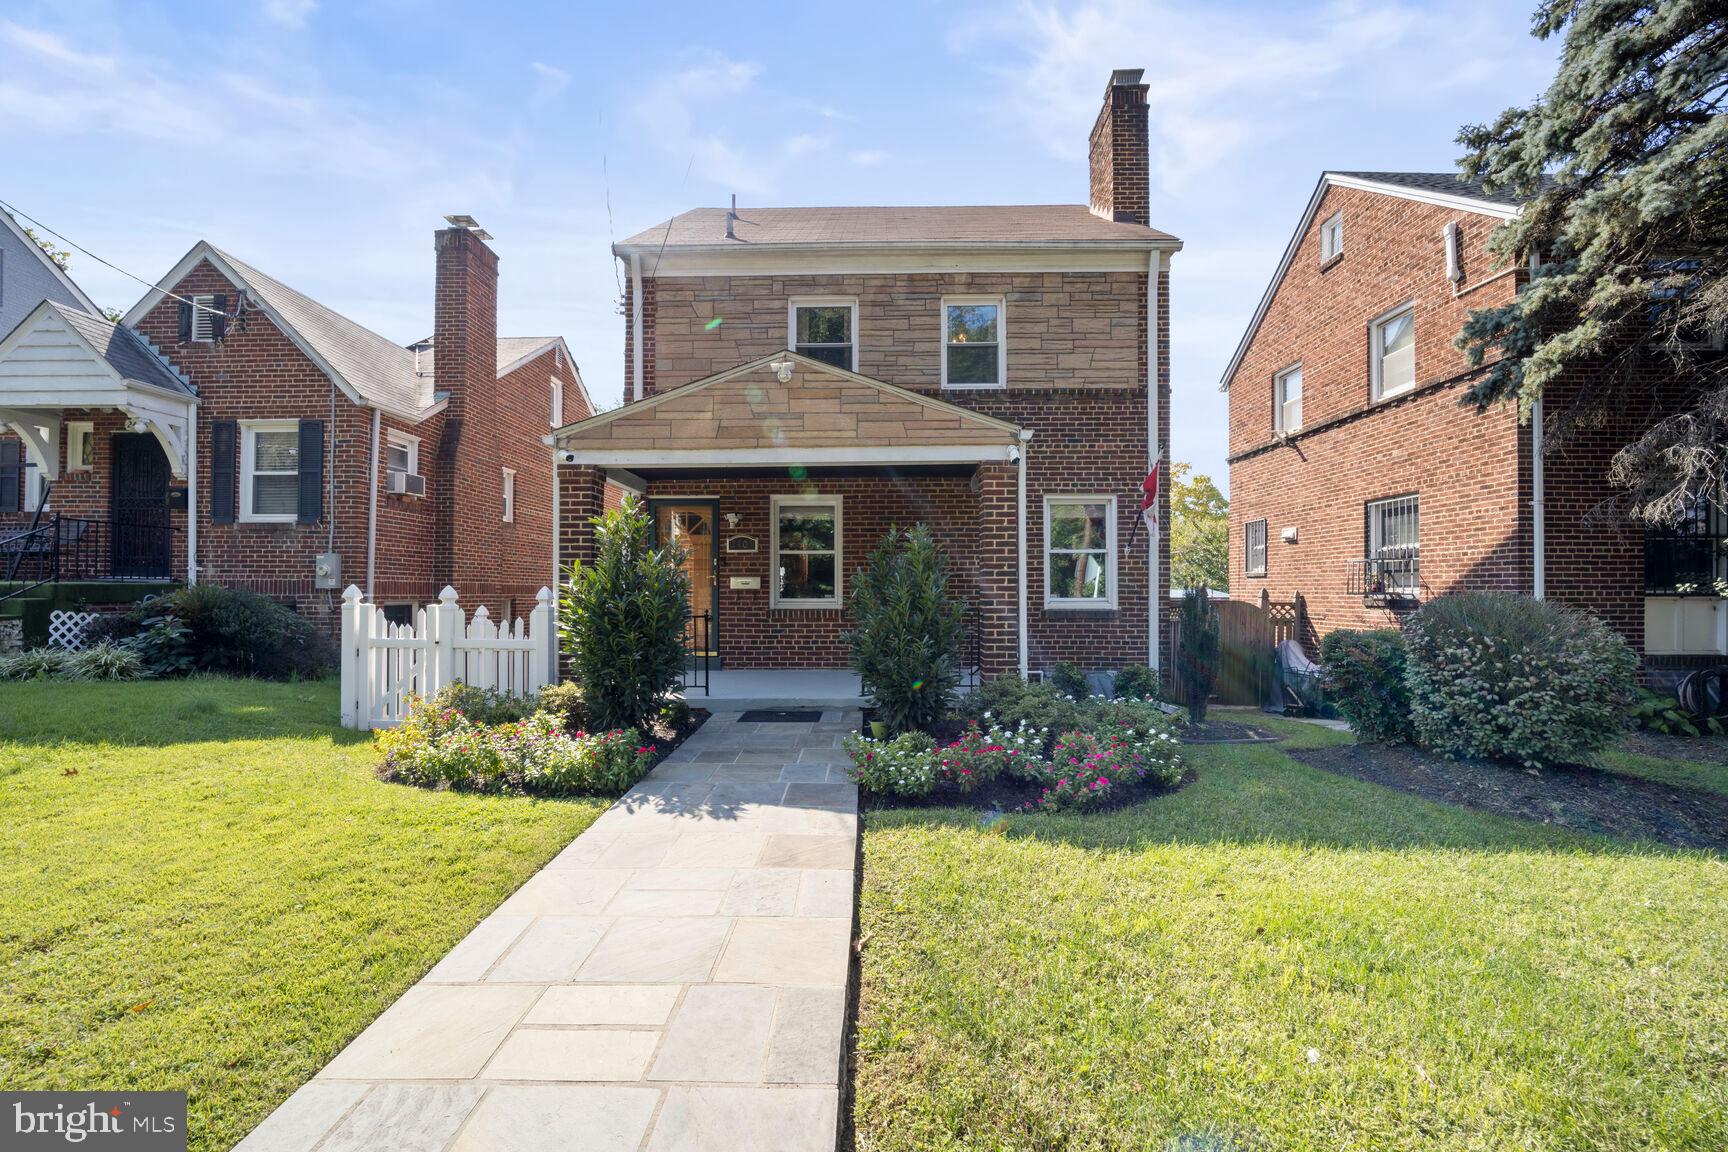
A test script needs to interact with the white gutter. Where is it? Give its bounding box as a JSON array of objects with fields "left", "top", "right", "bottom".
[
  {"left": 365, "top": 406, "right": 381, "bottom": 599},
  {"left": 186, "top": 404, "right": 198, "bottom": 585},
  {"left": 1148, "top": 249, "right": 1164, "bottom": 670},
  {"left": 1532, "top": 396, "right": 1545, "bottom": 600},
  {"left": 1017, "top": 430, "right": 1032, "bottom": 679},
  {"left": 630, "top": 253, "right": 645, "bottom": 402}
]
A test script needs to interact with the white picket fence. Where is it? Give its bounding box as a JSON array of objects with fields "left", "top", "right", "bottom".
[{"left": 339, "top": 584, "right": 556, "bottom": 730}]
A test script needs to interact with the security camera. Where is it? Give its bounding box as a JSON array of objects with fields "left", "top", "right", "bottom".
[{"left": 557, "top": 450, "right": 578, "bottom": 465}]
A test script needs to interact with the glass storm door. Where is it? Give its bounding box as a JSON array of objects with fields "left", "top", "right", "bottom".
[{"left": 655, "top": 503, "right": 717, "bottom": 656}]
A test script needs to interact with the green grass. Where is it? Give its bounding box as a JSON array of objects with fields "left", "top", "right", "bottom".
[
  {"left": 0, "top": 678, "right": 604, "bottom": 1152},
  {"left": 855, "top": 718, "right": 1728, "bottom": 1151},
  {"left": 1597, "top": 740, "right": 1728, "bottom": 796}
]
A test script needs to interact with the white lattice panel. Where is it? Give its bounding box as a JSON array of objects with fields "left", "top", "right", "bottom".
[{"left": 48, "top": 610, "right": 100, "bottom": 651}]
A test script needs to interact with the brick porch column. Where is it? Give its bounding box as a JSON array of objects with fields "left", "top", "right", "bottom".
[
  {"left": 557, "top": 465, "right": 607, "bottom": 574},
  {"left": 972, "top": 461, "right": 1020, "bottom": 678}
]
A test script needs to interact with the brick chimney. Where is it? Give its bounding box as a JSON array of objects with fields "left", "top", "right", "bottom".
[
  {"left": 432, "top": 218, "right": 499, "bottom": 588},
  {"left": 1088, "top": 68, "right": 1150, "bottom": 225}
]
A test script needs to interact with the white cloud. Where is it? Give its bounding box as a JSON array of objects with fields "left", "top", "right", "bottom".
[
  {"left": 262, "top": 0, "right": 318, "bottom": 29},
  {"left": 530, "top": 61, "right": 569, "bottom": 108},
  {"left": 850, "top": 149, "right": 890, "bottom": 167}
]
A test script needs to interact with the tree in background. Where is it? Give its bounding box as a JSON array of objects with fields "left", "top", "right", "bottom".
[
  {"left": 1170, "top": 462, "right": 1229, "bottom": 591},
  {"left": 1454, "top": 1, "right": 1727, "bottom": 526},
  {"left": 23, "top": 226, "right": 71, "bottom": 272}
]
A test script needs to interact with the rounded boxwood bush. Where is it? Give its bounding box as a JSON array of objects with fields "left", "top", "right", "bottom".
[
  {"left": 1319, "top": 628, "right": 1413, "bottom": 743},
  {"left": 1403, "top": 592, "right": 1637, "bottom": 768}
]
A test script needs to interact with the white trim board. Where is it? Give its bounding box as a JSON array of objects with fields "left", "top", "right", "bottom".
[
  {"left": 1218, "top": 172, "right": 1524, "bottom": 391},
  {"left": 619, "top": 244, "right": 1181, "bottom": 279},
  {"left": 561, "top": 444, "right": 1021, "bottom": 468}
]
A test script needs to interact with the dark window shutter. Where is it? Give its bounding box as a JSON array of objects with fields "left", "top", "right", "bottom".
[
  {"left": 210, "top": 420, "right": 237, "bottom": 523},
  {"left": 177, "top": 300, "right": 193, "bottom": 343},
  {"left": 297, "top": 419, "right": 323, "bottom": 525},
  {"left": 0, "top": 440, "right": 19, "bottom": 512},
  {"left": 211, "top": 293, "right": 228, "bottom": 341}
]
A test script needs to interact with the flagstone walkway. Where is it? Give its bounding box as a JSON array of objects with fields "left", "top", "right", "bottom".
[{"left": 237, "top": 708, "right": 861, "bottom": 1152}]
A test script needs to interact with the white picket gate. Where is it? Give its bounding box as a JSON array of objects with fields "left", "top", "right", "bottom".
[{"left": 339, "top": 584, "right": 556, "bottom": 730}]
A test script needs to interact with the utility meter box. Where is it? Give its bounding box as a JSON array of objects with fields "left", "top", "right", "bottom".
[{"left": 313, "top": 552, "right": 342, "bottom": 590}]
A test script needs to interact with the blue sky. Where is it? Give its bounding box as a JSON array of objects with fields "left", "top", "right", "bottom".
[{"left": 0, "top": 0, "right": 1558, "bottom": 488}]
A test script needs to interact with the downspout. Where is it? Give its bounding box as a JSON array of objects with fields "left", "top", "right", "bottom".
[
  {"left": 326, "top": 382, "right": 337, "bottom": 614},
  {"left": 1147, "top": 249, "right": 1163, "bottom": 669},
  {"left": 186, "top": 404, "right": 199, "bottom": 585},
  {"left": 1016, "top": 431, "right": 1032, "bottom": 679},
  {"left": 550, "top": 443, "right": 561, "bottom": 590},
  {"left": 1532, "top": 397, "right": 1545, "bottom": 600},
  {"left": 365, "top": 406, "right": 380, "bottom": 599},
  {"left": 630, "top": 253, "right": 645, "bottom": 402}
]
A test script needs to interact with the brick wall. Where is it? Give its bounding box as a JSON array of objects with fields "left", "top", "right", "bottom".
[{"left": 1088, "top": 73, "right": 1150, "bottom": 225}]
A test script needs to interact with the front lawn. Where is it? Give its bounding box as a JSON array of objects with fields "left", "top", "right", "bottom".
[
  {"left": 855, "top": 717, "right": 1728, "bottom": 1151},
  {"left": 0, "top": 678, "right": 605, "bottom": 1152}
]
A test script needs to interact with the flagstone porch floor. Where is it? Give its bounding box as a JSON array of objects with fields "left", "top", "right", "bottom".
[{"left": 236, "top": 708, "right": 861, "bottom": 1152}]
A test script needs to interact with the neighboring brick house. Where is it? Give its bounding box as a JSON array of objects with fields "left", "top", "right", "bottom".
[
  {"left": 554, "top": 69, "right": 1180, "bottom": 679},
  {"left": 0, "top": 219, "right": 591, "bottom": 635},
  {"left": 1223, "top": 171, "right": 1726, "bottom": 682}
]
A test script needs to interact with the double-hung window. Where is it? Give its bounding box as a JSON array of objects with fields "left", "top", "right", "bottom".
[
  {"left": 1274, "top": 364, "right": 1303, "bottom": 434},
  {"left": 1365, "top": 494, "right": 1420, "bottom": 594},
  {"left": 1320, "top": 212, "right": 1343, "bottom": 263},
  {"left": 771, "top": 495, "right": 841, "bottom": 608},
  {"left": 385, "top": 431, "right": 418, "bottom": 483},
  {"left": 1245, "top": 518, "right": 1268, "bottom": 577},
  {"left": 942, "top": 297, "right": 1004, "bottom": 388},
  {"left": 240, "top": 421, "right": 300, "bottom": 522},
  {"left": 1045, "top": 496, "right": 1116, "bottom": 608},
  {"left": 1371, "top": 303, "right": 1416, "bottom": 399},
  {"left": 789, "top": 298, "right": 857, "bottom": 370}
]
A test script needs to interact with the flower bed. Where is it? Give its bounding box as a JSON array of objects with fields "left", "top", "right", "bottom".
[
  {"left": 376, "top": 684, "right": 704, "bottom": 797},
  {"left": 845, "top": 690, "right": 1185, "bottom": 813}
]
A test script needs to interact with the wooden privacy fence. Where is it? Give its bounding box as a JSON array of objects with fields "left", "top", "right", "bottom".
[
  {"left": 339, "top": 584, "right": 556, "bottom": 730},
  {"left": 1167, "top": 593, "right": 1307, "bottom": 708}
]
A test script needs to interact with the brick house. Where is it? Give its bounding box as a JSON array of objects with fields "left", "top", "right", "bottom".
[
  {"left": 0, "top": 219, "right": 590, "bottom": 639},
  {"left": 1223, "top": 171, "right": 1726, "bottom": 682},
  {"left": 553, "top": 69, "right": 1180, "bottom": 680}
]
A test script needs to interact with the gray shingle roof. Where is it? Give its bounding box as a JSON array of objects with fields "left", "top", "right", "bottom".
[
  {"left": 211, "top": 247, "right": 433, "bottom": 417},
  {"left": 617, "top": 205, "right": 1177, "bottom": 250},
  {"left": 1330, "top": 171, "right": 1554, "bottom": 207},
  {"left": 50, "top": 302, "right": 193, "bottom": 396},
  {"left": 407, "top": 336, "right": 565, "bottom": 380}
]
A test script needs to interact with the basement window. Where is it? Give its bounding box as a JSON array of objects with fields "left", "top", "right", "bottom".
[
  {"left": 789, "top": 298, "right": 857, "bottom": 370},
  {"left": 1045, "top": 496, "right": 1116, "bottom": 609}
]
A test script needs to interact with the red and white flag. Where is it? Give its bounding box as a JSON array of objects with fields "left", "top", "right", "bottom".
[{"left": 1130, "top": 457, "right": 1160, "bottom": 546}]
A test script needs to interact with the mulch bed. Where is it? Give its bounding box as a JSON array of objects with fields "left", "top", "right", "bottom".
[
  {"left": 859, "top": 772, "right": 1195, "bottom": 816},
  {"left": 640, "top": 708, "right": 709, "bottom": 771},
  {"left": 1618, "top": 730, "right": 1728, "bottom": 768},
  {"left": 1176, "top": 718, "right": 1281, "bottom": 744},
  {"left": 1287, "top": 742, "right": 1728, "bottom": 852}
]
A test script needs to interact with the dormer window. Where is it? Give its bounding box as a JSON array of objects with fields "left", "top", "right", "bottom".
[
  {"left": 1320, "top": 212, "right": 1343, "bottom": 264},
  {"left": 789, "top": 298, "right": 857, "bottom": 370}
]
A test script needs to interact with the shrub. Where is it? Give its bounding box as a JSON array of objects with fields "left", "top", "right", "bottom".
[
  {"left": 559, "top": 497, "right": 691, "bottom": 733},
  {"left": 1176, "top": 587, "right": 1221, "bottom": 722},
  {"left": 959, "top": 676, "right": 1088, "bottom": 736},
  {"left": 432, "top": 683, "right": 540, "bottom": 727},
  {"left": 0, "top": 648, "right": 71, "bottom": 681},
  {"left": 1046, "top": 662, "right": 1092, "bottom": 700},
  {"left": 1112, "top": 664, "right": 1160, "bottom": 701},
  {"left": 112, "top": 585, "right": 330, "bottom": 679},
  {"left": 843, "top": 730, "right": 940, "bottom": 798},
  {"left": 932, "top": 723, "right": 1028, "bottom": 793},
  {"left": 658, "top": 698, "right": 694, "bottom": 732},
  {"left": 376, "top": 699, "right": 501, "bottom": 789},
  {"left": 1318, "top": 629, "right": 1414, "bottom": 743},
  {"left": 1404, "top": 592, "right": 1639, "bottom": 768},
  {"left": 64, "top": 641, "right": 151, "bottom": 682},
  {"left": 1627, "top": 688, "right": 1723, "bottom": 736},
  {"left": 534, "top": 681, "right": 590, "bottom": 732},
  {"left": 844, "top": 525, "right": 965, "bottom": 734}
]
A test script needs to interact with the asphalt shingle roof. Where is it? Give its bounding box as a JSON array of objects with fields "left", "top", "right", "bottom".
[
  {"left": 51, "top": 302, "right": 193, "bottom": 396},
  {"left": 617, "top": 205, "right": 1177, "bottom": 249},
  {"left": 1330, "top": 171, "right": 1554, "bottom": 207},
  {"left": 407, "top": 336, "right": 564, "bottom": 379}
]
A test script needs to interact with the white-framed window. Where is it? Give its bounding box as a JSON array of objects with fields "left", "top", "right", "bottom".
[
  {"left": 941, "top": 296, "right": 1005, "bottom": 389},
  {"left": 1245, "top": 518, "right": 1268, "bottom": 577},
  {"left": 1366, "top": 494, "right": 1420, "bottom": 594},
  {"left": 550, "top": 377, "right": 564, "bottom": 427},
  {"left": 385, "top": 430, "right": 418, "bottom": 480},
  {"left": 501, "top": 467, "right": 516, "bottom": 523},
  {"left": 239, "top": 421, "right": 299, "bottom": 523},
  {"left": 788, "top": 297, "right": 858, "bottom": 371},
  {"left": 770, "top": 494, "right": 842, "bottom": 608},
  {"left": 1274, "top": 364, "right": 1303, "bottom": 434},
  {"left": 66, "top": 421, "right": 93, "bottom": 471},
  {"left": 190, "top": 294, "right": 218, "bottom": 342},
  {"left": 1320, "top": 212, "right": 1343, "bottom": 263},
  {"left": 1044, "top": 495, "right": 1116, "bottom": 609},
  {"left": 1371, "top": 302, "right": 1416, "bottom": 400}
]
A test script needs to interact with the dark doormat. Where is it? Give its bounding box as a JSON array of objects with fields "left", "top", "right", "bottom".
[{"left": 740, "top": 709, "right": 823, "bottom": 723}]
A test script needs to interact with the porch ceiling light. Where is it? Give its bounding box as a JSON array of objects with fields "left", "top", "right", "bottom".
[
  {"left": 768, "top": 356, "right": 795, "bottom": 383},
  {"left": 125, "top": 416, "right": 149, "bottom": 434}
]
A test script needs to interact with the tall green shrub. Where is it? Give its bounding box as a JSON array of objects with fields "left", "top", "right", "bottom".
[
  {"left": 1175, "top": 586, "right": 1221, "bottom": 723},
  {"left": 844, "top": 524, "right": 965, "bottom": 733},
  {"left": 1404, "top": 592, "right": 1638, "bottom": 768},
  {"left": 1319, "top": 629, "right": 1413, "bottom": 743},
  {"left": 559, "top": 497, "right": 690, "bottom": 732},
  {"left": 111, "top": 584, "right": 328, "bottom": 679}
]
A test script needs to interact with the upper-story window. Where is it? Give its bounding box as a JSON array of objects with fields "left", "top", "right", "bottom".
[
  {"left": 1274, "top": 364, "right": 1303, "bottom": 434},
  {"left": 1320, "top": 212, "right": 1343, "bottom": 263},
  {"left": 789, "top": 298, "right": 857, "bottom": 370},
  {"left": 501, "top": 467, "right": 516, "bottom": 523},
  {"left": 189, "top": 294, "right": 219, "bottom": 342},
  {"left": 942, "top": 297, "right": 1005, "bottom": 389},
  {"left": 550, "top": 377, "right": 564, "bottom": 427},
  {"left": 1371, "top": 302, "right": 1416, "bottom": 400}
]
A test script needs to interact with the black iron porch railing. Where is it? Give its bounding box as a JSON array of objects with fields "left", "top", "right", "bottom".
[
  {"left": 0, "top": 516, "right": 174, "bottom": 604},
  {"left": 679, "top": 611, "right": 712, "bottom": 697},
  {"left": 1346, "top": 550, "right": 1421, "bottom": 606},
  {"left": 1645, "top": 531, "right": 1728, "bottom": 595}
]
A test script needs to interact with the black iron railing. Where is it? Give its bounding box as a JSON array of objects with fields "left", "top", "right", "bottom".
[
  {"left": 680, "top": 611, "right": 712, "bottom": 697},
  {"left": 960, "top": 601, "right": 984, "bottom": 690},
  {"left": 1347, "top": 550, "right": 1421, "bottom": 606},
  {"left": 1646, "top": 532, "right": 1728, "bottom": 595},
  {"left": 0, "top": 516, "right": 173, "bottom": 603}
]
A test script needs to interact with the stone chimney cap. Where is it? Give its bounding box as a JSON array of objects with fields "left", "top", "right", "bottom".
[
  {"left": 443, "top": 214, "right": 493, "bottom": 241},
  {"left": 1109, "top": 68, "right": 1145, "bottom": 88}
]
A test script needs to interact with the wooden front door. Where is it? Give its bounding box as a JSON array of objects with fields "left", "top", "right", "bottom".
[
  {"left": 654, "top": 502, "right": 718, "bottom": 656},
  {"left": 110, "top": 433, "right": 171, "bottom": 579}
]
